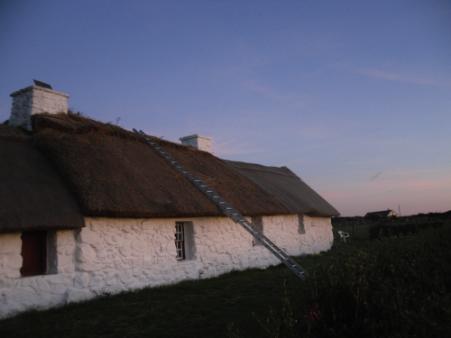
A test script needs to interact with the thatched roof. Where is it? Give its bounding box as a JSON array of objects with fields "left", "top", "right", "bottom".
[
  {"left": 0, "top": 125, "right": 84, "bottom": 233},
  {"left": 32, "top": 114, "right": 289, "bottom": 218},
  {"left": 1, "top": 112, "right": 338, "bottom": 232},
  {"left": 226, "top": 161, "right": 339, "bottom": 217}
]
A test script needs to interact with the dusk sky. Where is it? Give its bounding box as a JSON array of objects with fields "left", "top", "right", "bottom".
[{"left": 1, "top": 0, "right": 450, "bottom": 216}]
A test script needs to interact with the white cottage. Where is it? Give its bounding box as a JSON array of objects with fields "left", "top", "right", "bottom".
[{"left": 0, "top": 82, "right": 339, "bottom": 318}]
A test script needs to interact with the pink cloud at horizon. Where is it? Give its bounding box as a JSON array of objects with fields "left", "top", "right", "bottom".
[{"left": 319, "top": 169, "right": 451, "bottom": 216}]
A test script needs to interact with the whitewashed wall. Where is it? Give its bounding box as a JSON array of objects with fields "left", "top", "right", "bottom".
[
  {"left": 0, "top": 214, "right": 333, "bottom": 318},
  {"left": 9, "top": 86, "right": 69, "bottom": 130}
]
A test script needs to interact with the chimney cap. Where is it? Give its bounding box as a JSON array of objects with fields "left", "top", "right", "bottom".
[
  {"left": 33, "top": 79, "right": 53, "bottom": 89},
  {"left": 179, "top": 134, "right": 212, "bottom": 142},
  {"left": 10, "top": 82, "right": 69, "bottom": 98}
]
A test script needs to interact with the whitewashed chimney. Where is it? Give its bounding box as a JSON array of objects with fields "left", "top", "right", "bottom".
[
  {"left": 9, "top": 80, "right": 69, "bottom": 129},
  {"left": 180, "top": 134, "right": 213, "bottom": 153}
]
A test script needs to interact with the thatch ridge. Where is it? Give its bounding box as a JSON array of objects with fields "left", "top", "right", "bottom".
[{"left": 32, "top": 112, "right": 196, "bottom": 151}]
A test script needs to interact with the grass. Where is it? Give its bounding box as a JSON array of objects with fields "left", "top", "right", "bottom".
[{"left": 1, "top": 226, "right": 451, "bottom": 338}]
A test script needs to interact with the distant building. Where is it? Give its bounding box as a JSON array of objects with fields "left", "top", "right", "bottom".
[{"left": 365, "top": 209, "right": 397, "bottom": 219}]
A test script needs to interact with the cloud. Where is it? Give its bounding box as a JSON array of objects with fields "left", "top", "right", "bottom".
[
  {"left": 241, "top": 79, "right": 305, "bottom": 109},
  {"left": 214, "top": 138, "right": 266, "bottom": 158},
  {"left": 241, "top": 79, "right": 276, "bottom": 97},
  {"left": 319, "top": 167, "right": 451, "bottom": 216},
  {"left": 357, "top": 68, "right": 448, "bottom": 87}
]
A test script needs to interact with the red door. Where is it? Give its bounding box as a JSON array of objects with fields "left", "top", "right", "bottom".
[{"left": 20, "top": 231, "right": 47, "bottom": 277}]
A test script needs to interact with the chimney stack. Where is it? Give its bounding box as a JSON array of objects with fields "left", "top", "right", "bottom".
[
  {"left": 180, "top": 134, "right": 213, "bottom": 153},
  {"left": 9, "top": 80, "right": 69, "bottom": 129}
]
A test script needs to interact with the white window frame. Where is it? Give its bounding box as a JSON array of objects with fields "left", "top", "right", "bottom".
[{"left": 175, "top": 222, "right": 186, "bottom": 260}]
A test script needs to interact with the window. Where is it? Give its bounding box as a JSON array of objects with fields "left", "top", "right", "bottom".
[
  {"left": 175, "top": 222, "right": 195, "bottom": 261},
  {"left": 175, "top": 222, "right": 186, "bottom": 260},
  {"left": 20, "top": 231, "right": 57, "bottom": 277},
  {"left": 298, "top": 214, "right": 306, "bottom": 234},
  {"left": 251, "top": 216, "right": 263, "bottom": 246}
]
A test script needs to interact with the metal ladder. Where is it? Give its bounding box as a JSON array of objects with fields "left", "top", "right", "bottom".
[{"left": 134, "top": 130, "right": 306, "bottom": 280}]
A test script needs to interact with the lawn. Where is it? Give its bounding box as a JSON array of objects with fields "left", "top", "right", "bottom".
[{"left": 1, "top": 226, "right": 450, "bottom": 338}]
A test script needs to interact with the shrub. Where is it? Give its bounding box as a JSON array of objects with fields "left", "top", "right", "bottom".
[{"left": 256, "top": 227, "right": 451, "bottom": 337}]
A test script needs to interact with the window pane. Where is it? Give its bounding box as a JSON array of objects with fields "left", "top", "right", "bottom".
[
  {"left": 298, "top": 214, "right": 306, "bottom": 234},
  {"left": 251, "top": 216, "right": 263, "bottom": 246}
]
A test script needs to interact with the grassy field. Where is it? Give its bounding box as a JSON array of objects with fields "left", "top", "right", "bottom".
[
  {"left": 333, "top": 212, "right": 451, "bottom": 240},
  {"left": 1, "top": 226, "right": 450, "bottom": 338}
]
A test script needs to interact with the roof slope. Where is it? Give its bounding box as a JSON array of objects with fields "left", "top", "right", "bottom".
[
  {"left": 1, "top": 112, "right": 338, "bottom": 231},
  {"left": 153, "top": 138, "right": 290, "bottom": 217},
  {"left": 226, "top": 160, "right": 339, "bottom": 217},
  {"left": 32, "top": 114, "right": 289, "bottom": 218},
  {"left": 0, "top": 125, "right": 84, "bottom": 232}
]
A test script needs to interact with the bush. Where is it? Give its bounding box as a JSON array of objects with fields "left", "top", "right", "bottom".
[{"left": 256, "top": 227, "right": 451, "bottom": 337}]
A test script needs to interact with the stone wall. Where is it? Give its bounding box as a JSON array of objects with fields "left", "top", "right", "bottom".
[
  {"left": 9, "top": 85, "right": 68, "bottom": 129},
  {"left": 180, "top": 134, "right": 213, "bottom": 153},
  {"left": 0, "top": 230, "right": 76, "bottom": 317},
  {"left": 9, "top": 89, "right": 34, "bottom": 129},
  {"left": 31, "top": 87, "right": 68, "bottom": 115},
  {"left": 0, "top": 214, "right": 333, "bottom": 318}
]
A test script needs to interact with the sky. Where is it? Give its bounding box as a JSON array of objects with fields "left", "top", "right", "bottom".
[{"left": 0, "top": 0, "right": 450, "bottom": 216}]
